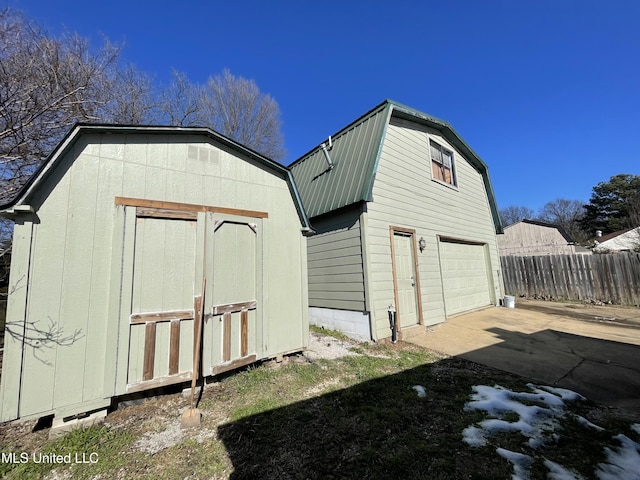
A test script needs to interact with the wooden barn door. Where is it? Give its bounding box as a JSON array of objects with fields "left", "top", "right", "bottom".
[
  {"left": 126, "top": 210, "right": 199, "bottom": 392},
  {"left": 203, "top": 215, "right": 260, "bottom": 375},
  {"left": 116, "top": 200, "right": 265, "bottom": 394}
]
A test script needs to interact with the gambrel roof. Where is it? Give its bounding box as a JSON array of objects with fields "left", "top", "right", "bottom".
[
  {"left": 0, "top": 123, "right": 310, "bottom": 229},
  {"left": 504, "top": 219, "right": 575, "bottom": 243},
  {"left": 289, "top": 100, "right": 502, "bottom": 233}
]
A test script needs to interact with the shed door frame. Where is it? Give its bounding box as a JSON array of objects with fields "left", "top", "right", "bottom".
[
  {"left": 203, "top": 213, "right": 263, "bottom": 376},
  {"left": 389, "top": 226, "right": 424, "bottom": 330},
  {"left": 110, "top": 197, "right": 268, "bottom": 396}
]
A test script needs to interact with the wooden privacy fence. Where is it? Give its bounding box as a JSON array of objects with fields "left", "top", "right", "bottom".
[{"left": 501, "top": 253, "right": 640, "bottom": 306}]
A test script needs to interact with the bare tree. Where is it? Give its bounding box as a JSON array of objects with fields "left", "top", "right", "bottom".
[
  {"left": 1, "top": 10, "right": 288, "bottom": 201},
  {"left": 0, "top": 9, "right": 125, "bottom": 201},
  {"left": 499, "top": 205, "right": 536, "bottom": 227},
  {"left": 202, "top": 69, "right": 285, "bottom": 160},
  {"left": 157, "top": 70, "right": 205, "bottom": 127},
  {"left": 156, "top": 69, "right": 286, "bottom": 160},
  {"left": 538, "top": 198, "right": 588, "bottom": 243},
  {"left": 103, "top": 63, "right": 158, "bottom": 125},
  {"left": 1, "top": 8, "right": 288, "bottom": 214}
]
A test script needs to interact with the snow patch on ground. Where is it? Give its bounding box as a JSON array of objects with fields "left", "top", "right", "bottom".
[
  {"left": 463, "top": 383, "right": 640, "bottom": 480},
  {"left": 596, "top": 434, "right": 640, "bottom": 480},
  {"left": 412, "top": 385, "right": 426, "bottom": 397},
  {"left": 496, "top": 447, "right": 532, "bottom": 480},
  {"left": 576, "top": 415, "right": 605, "bottom": 431},
  {"left": 462, "top": 384, "right": 567, "bottom": 450},
  {"left": 544, "top": 459, "right": 585, "bottom": 480}
]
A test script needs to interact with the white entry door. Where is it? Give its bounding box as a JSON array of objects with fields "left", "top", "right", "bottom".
[{"left": 392, "top": 230, "right": 420, "bottom": 329}]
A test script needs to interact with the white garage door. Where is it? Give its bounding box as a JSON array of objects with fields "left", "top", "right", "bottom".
[{"left": 439, "top": 240, "right": 491, "bottom": 316}]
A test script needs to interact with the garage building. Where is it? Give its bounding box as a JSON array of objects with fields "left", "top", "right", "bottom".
[{"left": 290, "top": 100, "right": 504, "bottom": 341}]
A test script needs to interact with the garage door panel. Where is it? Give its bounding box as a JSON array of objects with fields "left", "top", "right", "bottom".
[{"left": 440, "top": 241, "right": 490, "bottom": 316}]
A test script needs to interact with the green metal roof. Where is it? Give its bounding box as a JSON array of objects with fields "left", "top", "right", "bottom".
[
  {"left": 288, "top": 102, "right": 390, "bottom": 219},
  {"left": 289, "top": 100, "right": 503, "bottom": 234}
]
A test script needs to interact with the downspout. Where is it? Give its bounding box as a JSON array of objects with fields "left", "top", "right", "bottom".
[{"left": 388, "top": 305, "right": 397, "bottom": 343}]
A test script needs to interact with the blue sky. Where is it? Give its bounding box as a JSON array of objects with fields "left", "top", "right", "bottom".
[{"left": 4, "top": 0, "right": 640, "bottom": 213}]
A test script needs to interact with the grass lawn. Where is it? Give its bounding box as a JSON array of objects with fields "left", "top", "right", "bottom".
[{"left": 1, "top": 331, "right": 638, "bottom": 479}]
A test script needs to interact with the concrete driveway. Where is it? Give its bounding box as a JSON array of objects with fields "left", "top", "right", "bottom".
[{"left": 407, "top": 299, "right": 640, "bottom": 415}]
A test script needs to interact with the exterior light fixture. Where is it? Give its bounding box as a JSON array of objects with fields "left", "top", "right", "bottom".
[{"left": 418, "top": 237, "right": 427, "bottom": 251}]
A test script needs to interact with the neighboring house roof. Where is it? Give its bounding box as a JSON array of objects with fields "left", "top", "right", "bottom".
[
  {"left": 592, "top": 227, "right": 640, "bottom": 252},
  {"left": 0, "top": 123, "right": 310, "bottom": 229},
  {"left": 499, "top": 219, "right": 587, "bottom": 256},
  {"left": 591, "top": 228, "right": 635, "bottom": 244},
  {"left": 504, "top": 219, "right": 575, "bottom": 244},
  {"left": 289, "top": 100, "right": 503, "bottom": 233}
]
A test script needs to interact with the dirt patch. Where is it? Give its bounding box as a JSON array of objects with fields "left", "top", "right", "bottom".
[
  {"left": 0, "top": 332, "right": 359, "bottom": 457},
  {"left": 516, "top": 298, "right": 640, "bottom": 328},
  {"left": 303, "top": 331, "right": 360, "bottom": 360}
]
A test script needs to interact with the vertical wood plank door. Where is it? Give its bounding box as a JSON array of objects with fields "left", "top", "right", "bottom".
[
  {"left": 207, "top": 218, "right": 259, "bottom": 373},
  {"left": 393, "top": 232, "right": 419, "bottom": 329},
  {"left": 127, "top": 216, "right": 197, "bottom": 389}
]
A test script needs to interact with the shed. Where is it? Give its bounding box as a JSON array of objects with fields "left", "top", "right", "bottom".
[
  {"left": 498, "top": 219, "right": 588, "bottom": 256},
  {"left": 290, "top": 100, "right": 504, "bottom": 342},
  {"left": 0, "top": 124, "right": 310, "bottom": 423}
]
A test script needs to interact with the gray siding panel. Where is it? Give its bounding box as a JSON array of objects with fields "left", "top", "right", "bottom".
[{"left": 307, "top": 207, "right": 366, "bottom": 310}]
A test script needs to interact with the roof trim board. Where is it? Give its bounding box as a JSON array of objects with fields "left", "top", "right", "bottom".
[{"left": 363, "top": 103, "right": 394, "bottom": 203}]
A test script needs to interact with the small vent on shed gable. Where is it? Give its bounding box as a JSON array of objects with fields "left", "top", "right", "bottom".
[{"left": 188, "top": 145, "right": 219, "bottom": 164}]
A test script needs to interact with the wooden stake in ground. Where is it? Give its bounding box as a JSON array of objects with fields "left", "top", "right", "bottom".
[{"left": 181, "top": 278, "right": 205, "bottom": 428}]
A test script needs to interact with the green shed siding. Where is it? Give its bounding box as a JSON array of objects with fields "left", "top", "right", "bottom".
[
  {"left": 367, "top": 117, "right": 502, "bottom": 338},
  {"left": 0, "top": 219, "right": 34, "bottom": 421},
  {"left": 307, "top": 206, "right": 366, "bottom": 311},
  {"left": 0, "top": 128, "right": 308, "bottom": 422}
]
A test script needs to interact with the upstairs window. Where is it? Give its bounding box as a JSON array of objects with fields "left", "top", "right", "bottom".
[{"left": 430, "top": 140, "right": 456, "bottom": 186}]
